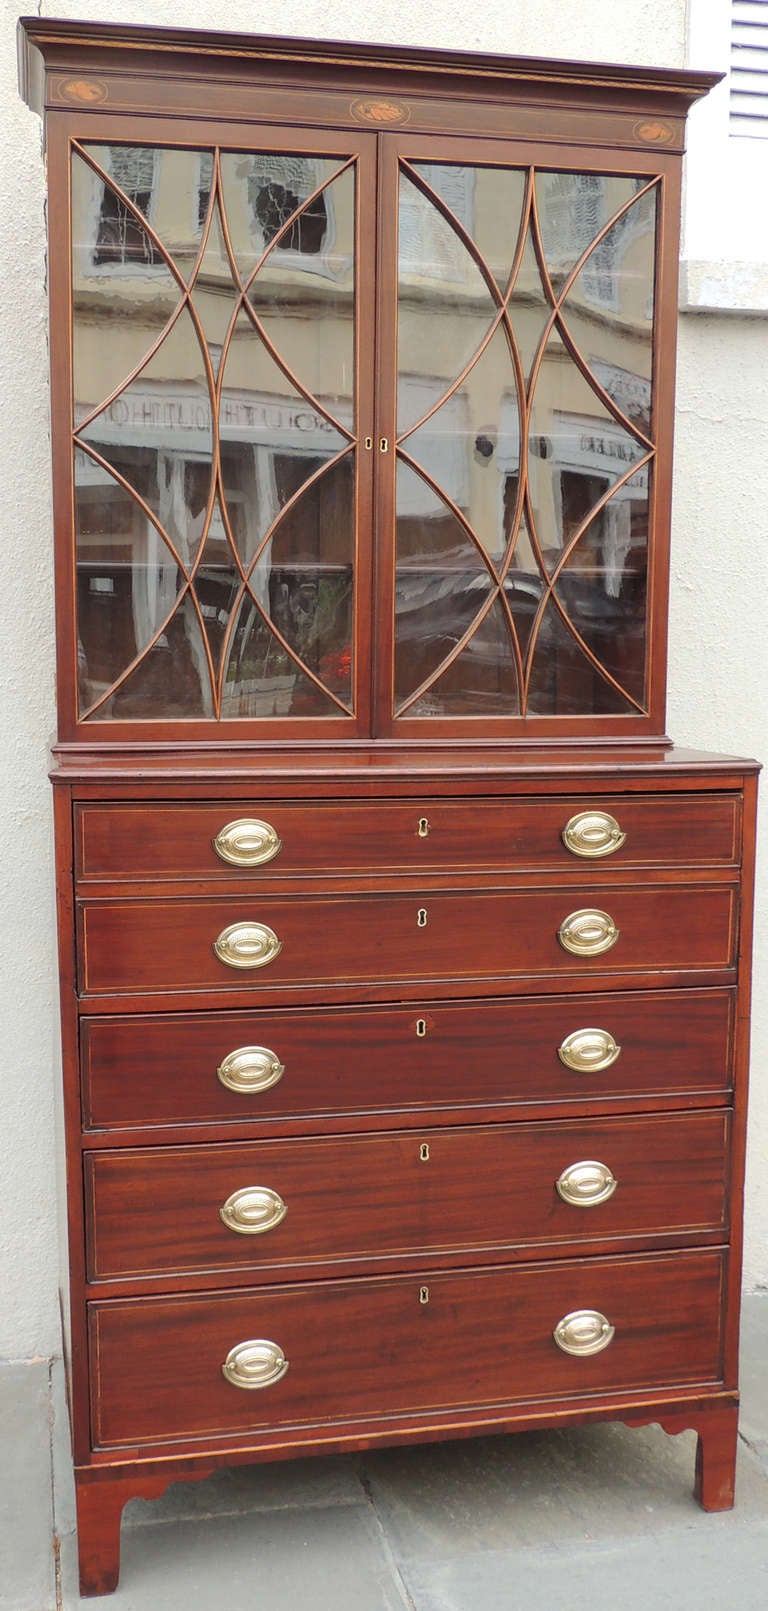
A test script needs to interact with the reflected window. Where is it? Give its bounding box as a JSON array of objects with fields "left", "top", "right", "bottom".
[
  {"left": 93, "top": 147, "right": 162, "bottom": 267},
  {"left": 542, "top": 174, "right": 647, "bottom": 309},
  {"left": 245, "top": 156, "right": 329, "bottom": 256},
  {"left": 252, "top": 180, "right": 328, "bottom": 253}
]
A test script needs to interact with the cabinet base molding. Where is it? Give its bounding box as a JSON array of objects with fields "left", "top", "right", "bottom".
[{"left": 74, "top": 1393, "right": 740, "bottom": 1596}]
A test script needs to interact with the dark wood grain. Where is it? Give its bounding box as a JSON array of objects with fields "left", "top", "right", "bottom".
[
  {"left": 74, "top": 793, "right": 741, "bottom": 883},
  {"left": 80, "top": 986, "right": 734, "bottom": 1132},
  {"left": 77, "top": 883, "right": 738, "bottom": 996},
  {"left": 84, "top": 1111, "right": 729, "bottom": 1282},
  {"left": 88, "top": 1248, "right": 726, "bottom": 1449}
]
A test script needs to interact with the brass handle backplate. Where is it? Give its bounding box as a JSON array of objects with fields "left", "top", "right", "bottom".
[
  {"left": 562, "top": 810, "right": 626, "bottom": 859},
  {"left": 553, "top": 1310, "right": 615, "bottom": 1357},
  {"left": 556, "top": 1160, "right": 618, "bottom": 1208},
  {"left": 213, "top": 818, "right": 282, "bottom": 867},
  {"left": 217, "top": 1045, "right": 285, "bottom": 1094},
  {"left": 214, "top": 922, "right": 282, "bottom": 970},
  {"left": 222, "top": 1339, "right": 289, "bottom": 1390},
  {"left": 220, "top": 1186, "right": 287, "bottom": 1235},
  {"left": 558, "top": 909, "right": 619, "bottom": 957},
  {"left": 558, "top": 1028, "right": 621, "bottom": 1073}
]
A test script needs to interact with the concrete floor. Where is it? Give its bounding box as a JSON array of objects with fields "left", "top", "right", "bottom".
[{"left": 3, "top": 1295, "right": 767, "bottom": 1611}]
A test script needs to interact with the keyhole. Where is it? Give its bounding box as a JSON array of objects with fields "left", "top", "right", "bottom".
[
  {"left": 415, "top": 1018, "right": 427, "bottom": 1038},
  {"left": 419, "top": 1286, "right": 430, "bottom": 1305},
  {"left": 417, "top": 908, "right": 428, "bottom": 927},
  {"left": 418, "top": 817, "right": 430, "bottom": 838},
  {"left": 420, "top": 1142, "right": 430, "bottom": 1162}
]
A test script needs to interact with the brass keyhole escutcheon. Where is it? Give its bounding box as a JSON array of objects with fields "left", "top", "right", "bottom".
[
  {"left": 417, "top": 908, "right": 428, "bottom": 927},
  {"left": 379, "top": 436, "right": 389, "bottom": 453},
  {"left": 364, "top": 435, "right": 373, "bottom": 450},
  {"left": 418, "top": 816, "right": 430, "bottom": 838},
  {"left": 420, "top": 1142, "right": 430, "bottom": 1162},
  {"left": 419, "top": 1286, "right": 430, "bottom": 1305},
  {"left": 415, "top": 1018, "right": 427, "bottom": 1038}
]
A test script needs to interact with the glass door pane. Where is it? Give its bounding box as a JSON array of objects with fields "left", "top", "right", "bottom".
[
  {"left": 390, "top": 155, "right": 658, "bottom": 727},
  {"left": 71, "top": 138, "right": 367, "bottom": 726}
]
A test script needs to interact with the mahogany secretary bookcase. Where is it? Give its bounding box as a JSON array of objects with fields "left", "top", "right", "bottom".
[{"left": 19, "top": 18, "right": 759, "bottom": 1597}]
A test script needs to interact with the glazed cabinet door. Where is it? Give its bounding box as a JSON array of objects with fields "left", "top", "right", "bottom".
[
  {"left": 66, "top": 123, "right": 377, "bottom": 738},
  {"left": 373, "top": 134, "right": 670, "bottom": 739}
]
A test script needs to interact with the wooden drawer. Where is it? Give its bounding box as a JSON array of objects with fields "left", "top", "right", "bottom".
[
  {"left": 88, "top": 1248, "right": 726, "bottom": 1449},
  {"left": 73, "top": 793, "right": 741, "bottom": 884},
  {"left": 77, "top": 884, "right": 738, "bottom": 998},
  {"left": 80, "top": 987, "right": 735, "bottom": 1131},
  {"left": 84, "top": 1112, "right": 729, "bottom": 1282}
]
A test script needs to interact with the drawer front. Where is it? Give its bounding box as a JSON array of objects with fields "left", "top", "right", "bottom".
[
  {"left": 74, "top": 793, "right": 741, "bottom": 884},
  {"left": 89, "top": 1249, "right": 725, "bottom": 1448},
  {"left": 78, "top": 885, "right": 738, "bottom": 997},
  {"left": 84, "top": 1113, "right": 729, "bottom": 1281},
  {"left": 80, "top": 988, "right": 734, "bottom": 1130}
]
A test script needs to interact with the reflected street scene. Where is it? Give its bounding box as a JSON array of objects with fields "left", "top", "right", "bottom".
[
  {"left": 72, "top": 143, "right": 356, "bottom": 720},
  {"left": 396, "top": 162, "right": 656, "bottom": 718}
]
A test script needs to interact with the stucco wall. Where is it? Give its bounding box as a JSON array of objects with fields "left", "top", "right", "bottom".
[{"left": 2, "top": 0, "right": 765, "bottom": 1362}]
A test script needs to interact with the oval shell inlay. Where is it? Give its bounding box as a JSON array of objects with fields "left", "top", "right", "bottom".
[{"left": 351, "top": 96, "right": 410, "bottom": 125}]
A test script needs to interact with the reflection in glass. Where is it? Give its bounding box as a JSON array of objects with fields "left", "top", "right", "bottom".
[
  {"left": 72, "top": 139, "right": 358, "bottom": 723},
  {"left": 192, "top": 205, "right": 241, "bottom": 379},
  {"left": 527, "top": 595, "right": 637, "bottom": 717},
  {"left": 398, "top": 172, "right": 498, "bottom": 435},
  {"left": 86, "top": 593, "right": 211, "bottom": 720},
  {"left": 508, "top": 226, "right": 553, "bottom": 390},
  {"left": 535, "top": 172, "right": 649, "bottom": 289},
  {"left": 403, "top": 325, "right": 520, "bottom": 565},
  {"left": 222, "top": 597, "right": 339, "bottom": 718},
  {"left": 505, "top": 511, "right": 544, "bottom": 661},
  {"left": 75, "top": 451, "right": 185, "bottom": 712},
  {"left": 72, "top": 151, "right": 184, "bottom": 417},
  {"left": 218, "top": 311, "right": 348, "bottom": 569},
  {"left": 219, "top": 153, "right": 347, "bottom": 283},
  {"left": 81, "top": 144, "right": 215, "bottom": 279},
  {"left": 261, "top": 455, "right": 354, "bottom": 700},
  {"left": 191, "top": 521, "right": 242, "bottom": 679},
  {"left": 395, "top": 461, "right": 490, "bottom": 707},
  {"left": 246, "top": 166, "right": 356, "bottom": 431},
  {"left": 78, "top": 307, "right": 213, "bottom": 571},
  {"left": 407, "top": 597, "right": 519, "bottom": 717},
  {"left": 561, "top": 185, "right": 657, "bottom": 435},
  {"left": 410, "top": 163, "right": 526, "bottom": 293},
  {"left": 528, "top": 326, "right": 645, "bottom": 561},
  {"left": 554, "top": 465, "right": 649, "bottom": 705}
]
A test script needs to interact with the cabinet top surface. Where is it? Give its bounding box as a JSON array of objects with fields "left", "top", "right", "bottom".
[{"left": 18, "top": 17, "right": 720, "bottom": 108}]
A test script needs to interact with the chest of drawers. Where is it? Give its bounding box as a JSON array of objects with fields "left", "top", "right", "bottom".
[
  {"left": 51, "top": 754, "right": 757, "bottom": 1594},
  {"left": 21, "top": 16, "right": 757, "bottom": 1598}
]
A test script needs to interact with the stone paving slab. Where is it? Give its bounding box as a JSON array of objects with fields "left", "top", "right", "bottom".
[
  {"left": 396, "top": 1495, "right": 768, "bottom": 1611},
  {"left": 0, "top": 1359, "right": 55, "bottom": 1611},
  {"left": 58, "top": 1500, "right": 412, "bottom": 1611}
]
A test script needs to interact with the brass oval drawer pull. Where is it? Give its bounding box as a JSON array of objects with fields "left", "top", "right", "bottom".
[
  {"left": 214, "top": 818, "right": 282, "bottom": 867},
  {"left": 214, "top": 922, "right": 282, "bottom": 969},
  {"left": 553, "top": 1310, "right": 615, "bottom": 1357},
  {"left": 556, "top": 1160, "right": 617, "bottom": 1208},
  {"left": 222, "top": 1339, "right": 289, "bottom": 1390},
  {"left": 557, "top": 1028, "right": 621, "bottom": 1073},
  {"left": 220, "top": 1186, "right": 287, "bottom": 1236},
  {"left": 562, "top": 810, "right": 626, "bottom": 859},
  {"left": 558, "top": 909, "right": 619, "bottom": 957},
  {"left": 217, "top": 1045, "right": 285, "bottom": 1094}
]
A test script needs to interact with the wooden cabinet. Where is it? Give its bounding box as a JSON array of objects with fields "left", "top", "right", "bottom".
[{"left": 19, "top": 17, "right": 758, "bottom": 1598}]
